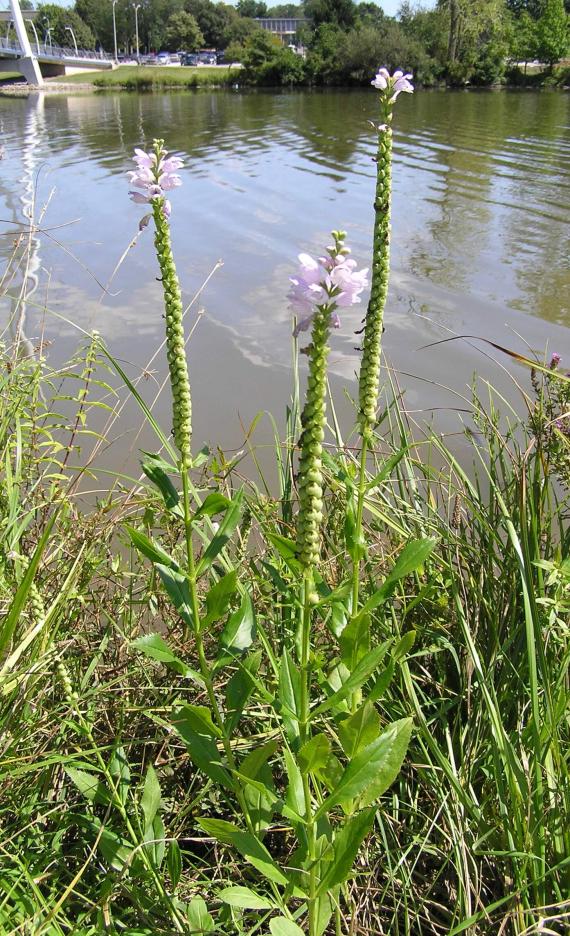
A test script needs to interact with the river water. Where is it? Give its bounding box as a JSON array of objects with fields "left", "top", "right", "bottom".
[{"left": 1, "top": 88, "right": 569, "bottom": 482}]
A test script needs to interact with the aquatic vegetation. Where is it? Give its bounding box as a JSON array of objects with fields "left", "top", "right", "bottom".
[{"left": 0, "top": 69, "right": 568, "bottom": 936}]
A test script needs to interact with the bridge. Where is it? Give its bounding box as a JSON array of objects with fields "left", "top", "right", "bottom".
[{"left": 0, "top": 0, "right": 114, "bottom": 85}]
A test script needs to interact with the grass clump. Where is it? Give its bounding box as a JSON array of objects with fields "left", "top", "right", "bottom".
[
  {"left": 50, "top": 65, "right": 238, "bottom": 90},
  {"left": 1, "top": 74, "right": 569, "bottom": 936}
]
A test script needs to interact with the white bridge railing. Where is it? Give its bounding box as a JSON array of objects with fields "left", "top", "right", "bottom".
[{"left": 0, "top": 34, "right": 113, "bottom": 62}]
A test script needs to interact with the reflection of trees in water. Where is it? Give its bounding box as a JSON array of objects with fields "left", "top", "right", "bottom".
[
  {"left": 0, "top": 95, "right": 46, "bottom": 356},
  {"left": 46, "top": 89, "right": 367, "bottom": 173}
]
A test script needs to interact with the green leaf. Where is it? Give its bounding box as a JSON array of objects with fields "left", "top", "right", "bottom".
[
  {"left": 203, "top": 571, "right": 238, "bottom": 627},
  {"left": 167, "top": 839, "right": 182, "bottom": 888},
  {"left": 367, "top": 661, "right": 395, "bottom": 703},
  {"left": 317, "top": 808, "right": 376, "bottom": 893},
  {"left": 173, "top": 705, "right": 233, "bottom": 791},
  {"left": 196, "top": 491, "right": 243, "bottom": 574},
  {"left": 197, "top": 818, "right": 289, "bottom": 886},
  {"left": 394, "top": 630, "right": 416, "bottom": 662},
  {"left": 140, "top": 764, "right": 161, "bottom": 831},
  {"left": 241, "top": 739, "right": 279, "bottom": 780},
  {"left": 365, "top": 446, "right": 409, "bottom": 492},
  {"left": 284, "top": 747, "right": 306, "bottom": 823},
  {"left": 218, "top": 886, "right": 275, "bottom": 910},
  {"left": 219, "top": 593, "right": 255, "bottom": 654},
  {"left": 278, "top": 648, "right": 302, "bottom": 742},
  {"left": 144, "top": 811, "right": 166, "bottom": 870},
  {"left": 312, "top": 642, "right": 391, "bottom": 717},
  {"left": 125, "top": 525, "right": 178, "bottom": 570},
  {"left": 131, "top": 633, "right": 204, "bottom": 685},
  {"left": 243, "top": 761, "right": 276, "bottom": 835},
  {"left": 156, "top": 564, "right": 194, "bottom": 631},
  {"left": 65, "top": 767, "right": 110, "bottom": 806},
  {"left": 344, "top": 488, "right": 366, "bottom": 563},
  {"left": 339, "top": 612, "right": 370, "bottom": 668},
  {"left": 141, "top": 453, "right": 183, "bottom": 517},
  {"left": 193, "top": 491, "right": 230, "bottom": 521},
  {"left": 315, "top": 718, "right": 413, "bottom": 817},
  {"left": 337, "top": 702, "right": 381, "bottom": 758},
  {"left": 99, "top": 825, "right": 133, "bottom": 871},
  {"left": 298, "top": 733, "right": 331, "bottom": 774},
  {"left": 109, "top": 747, "right": 130, "bottom": 806},
  {"left": 224, "top": 651, "right": 262, "bottom": 734},
  {"left": 355, "top": 539, "right": 437, "bottom": 622},
  {"left": 269, "top": 918, "right": 305, "bottom": 936},
  {"left": 187, "top": 897, "right": 215, "bottom": 933}
]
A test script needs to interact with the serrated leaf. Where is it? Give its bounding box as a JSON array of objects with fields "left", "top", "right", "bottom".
[
  {"left": 269, "top": 918, "right": 305, "bottom": 936},
  {"left": 317, "top": 808, "right": 376, "bottom": 893},
  {"left": 126, "top": 526, "right": 178, "bottom": 570},
  {"left": 65, "top": 767, "right": 111, "bottom": 806},
  {"left": 312, "top": 641, "right": 391, "bottom": 717},
  {"left": 355, "top": 539, "right": 437, "bottom": 622},
  {"left": 196, "top": 491, "right": 243, "bottom": 574},
  {"left": 131, "top": 633, "right": 204, "bottom": 685},
  {"left": 219, "top": 594, "right": 255, "bottom": 654},
  {"left": 298, "top": 733, "right": 331, "bottom": 774},
  {"left": 315, "top": 718, "right": 413, "bottom": 817},
  {"left": 224, "top": 651, "right": 261, "bottom": 734},
  {"left": 140, "top": 764, "right": 161, "bottom": 831},
  {"left": 202, "top": 571, "right": 238, "bottom": 627},
  {"left": 197, "top": 818, "right": 289, "bottom": 886},
  {"left": 193, "top": 491, "right": 230, "bottom": 521},
  {"left": 156, "top": 564, "right": 194, "bottom": 630},
  {"left": 141, "top": 453, "right": 183, "bottom": 517},
  {"left": 218, "top": 886, "right": 275, "bottom": 910},
  {"left": 337, "top": 702, "right": 380, "bottom": 758},
  {"left": 394, "top": 630, "right": 416, "bottom": 662},
  {"left": 173, "top": 705, "right": 233, "bottom": 791}
]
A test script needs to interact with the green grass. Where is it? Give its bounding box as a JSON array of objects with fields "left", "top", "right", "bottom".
[
  {"left": 50, "top": 65, "right": 239, "bottom": 89},
  {"left": 0, "top": 72, "right": 22, "bottom": 83}
]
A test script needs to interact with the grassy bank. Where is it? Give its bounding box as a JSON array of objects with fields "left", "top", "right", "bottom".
[{"left": 50, "top": 65, "right": 238, "bottom": 90}]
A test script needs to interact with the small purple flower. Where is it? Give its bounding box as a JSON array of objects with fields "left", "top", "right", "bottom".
[
  {"left": 289, "top": 238, "right": 368, "bottom": 338},
  {"left": 550, "top": 352, "right": 561, "bottom": 369},
  {"left": 128, "top": 143, "right": 183, "bottom": 220},
  {"left": 371, "top": 67, "right": 414, "bottom": 103}
]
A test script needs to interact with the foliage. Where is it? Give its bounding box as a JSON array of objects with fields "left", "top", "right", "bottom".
[
  {"left": 535, "top": 0, "right": 569, "bottom": 65},
  {"left": 164, "top": 10, "right": 204, "bottom": 50},
  {"left": 36, "top": 3, "right": 97, "bottom": 49}
]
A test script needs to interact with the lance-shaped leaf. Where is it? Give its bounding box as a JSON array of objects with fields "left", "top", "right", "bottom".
[
  {"left": 316, "top": 808, "right": 376, "bottom": 893},
  {"left": 219, "top": 593, "right": 255, "bottom": 654},
  {"left": 156, "top": 564, "right": 194, "bottom": 631},
  {"left": 298, "top": 733, "right": 331, "bottom": 775},
  {"left": 193, "top": 491, "right": 230, "bottom": 521},
  {"left": 337, "top": 702, "right": 380, "bottom": 758},
  {"left": 131, "top": 633, "right": 204, "bottom": 685},
  {"left": 126, "top": 525, "right": 179, "bottom": 570},
  {"left": 224, "top": 650, "right": 261, "bottom": 734},
  {"left": 312, "top": 641, "right": 391, "bottom": 717},
  {"left": 197, "top": 818, "right": 289, "bottom": 886},
  {"left": 269, "top": 919, "right": 305, "bottom": 936},
  {"left": 353, "top": 538, "right": 437, "bottom": 623},
  {"left": 187, "top": 897, "right": 215, "bottom": 933},
  {"left": 141, "top": 453, "right": 183, "bottom": 517},
  {"left": 196, "top": 490, "right": 243, "bottom": 575},
  {"left": 315, "top": 718, "right": 413, "bottom": 818},
  {"left": 173, "top": 705, "right": 233, "bottom": 791},
  {"left": 278, "top": 648, "right": 302, "bottom": 743},
  {"left": 202, "top": 571, "right": 238, "bottom": 627},
  {"left": 140, "top": 764, "right": 161, "bottom": 832},
  {"left": 218, "top": 886, "right": 275, "bottom": 910}
]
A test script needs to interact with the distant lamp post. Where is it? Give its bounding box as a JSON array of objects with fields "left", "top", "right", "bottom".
[
  {"left": 111, "top": 0, "right": 118, "bottom": 62},
  {"left": 5, "top": 18, "right": 12, "bottom": 42},
  {"left": 44, "top": 23, "right": 53, "bottom": 52},
  {"left": 132, "top": 3, "right": 141, "bottom": 61},
  {"left": 65, "top": 24, "right": 78, "bottom": 56}
]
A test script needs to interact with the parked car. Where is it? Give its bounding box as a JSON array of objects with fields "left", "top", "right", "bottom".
[
  {"left": 197, "top": 51, "right": 216, "bottom": 65},
  {"left": 156, "top": 51, "right": 170, "bottom": 65},
  {"left": 181, "top": 53, "right": 199, "bottom": 66},
  {"left": 215, "top": 51, "right": 225, "bottom": 65}
]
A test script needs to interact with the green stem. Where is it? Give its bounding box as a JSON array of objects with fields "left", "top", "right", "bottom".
[{"left": 300, "top": 570, "right": 317, "bottom": 936}]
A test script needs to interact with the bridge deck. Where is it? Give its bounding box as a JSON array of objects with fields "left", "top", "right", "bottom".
[{"left": 0, "top": 35, "right": 113, "bottom": 67}]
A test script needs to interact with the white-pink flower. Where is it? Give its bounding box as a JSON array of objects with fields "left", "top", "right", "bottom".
[
  {"left": 289, "top": 239, "right": 368, "bottom": 338},
  {"left": 371, "top": 67, "right": 414, "bottom": 103},
  {"left": 128, "top": 145, "right": 184, "bottom": 220}
]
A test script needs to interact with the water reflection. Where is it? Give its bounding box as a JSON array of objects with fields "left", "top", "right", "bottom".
[{"left": 0, "top": 89, "right": 568, "bottom": 474}]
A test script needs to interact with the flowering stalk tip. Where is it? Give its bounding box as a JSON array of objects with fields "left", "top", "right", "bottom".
[
  {"left": 128, "top": 140, "right": 192, "bottom": 468},
  {"left": 291, "top": 233, "right": 368, "bottom": 571},
  {"left": 358, "top": 67, "right": 413, "bottom": 438}
]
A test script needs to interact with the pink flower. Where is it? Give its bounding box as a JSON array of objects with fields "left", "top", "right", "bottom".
[
  {"left": 371, "top": 67, "right": 414, "bottom": 103},
  {"left": 550, "top": 352, "right": 561, "bottom": 369},
  {"left": 128, "top": 145, "right": 184, "bottom": 219},
  {"left": 289, "top": 238, "right": 368, "bottom": 337}
]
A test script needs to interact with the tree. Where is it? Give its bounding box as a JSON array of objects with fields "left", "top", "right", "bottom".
[
  {"left": 237, "top": 0, "right": 268, "bottom": 17},
  {"left": 305, "top": 0, "right": 357, "bottom": 29},
  {"left": 508, "top": 9, "right": 538, "bottom": 63},
  {"left": 184, "top": 0, "right": 239, "bottom": 47},
  {"left": 535, "top": 0, "right": 569, "bottom": 64},
  {"left": 164, "top": 10, "right": 204, "bottom": 48},
  {"left": 356, "top": 2, "right": 387, "bottom": 28},
  {"left": 36, "top": 3, "right": 96, "bottom": 48}
]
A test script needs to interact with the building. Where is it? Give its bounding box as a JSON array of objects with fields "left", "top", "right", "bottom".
[{"left": 254, "top": 18, "right": 306, "bottom": 45}]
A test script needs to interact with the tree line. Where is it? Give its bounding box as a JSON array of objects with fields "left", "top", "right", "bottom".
[{"left": 23, "top": 0, "right": 570, "bottom": 85}]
